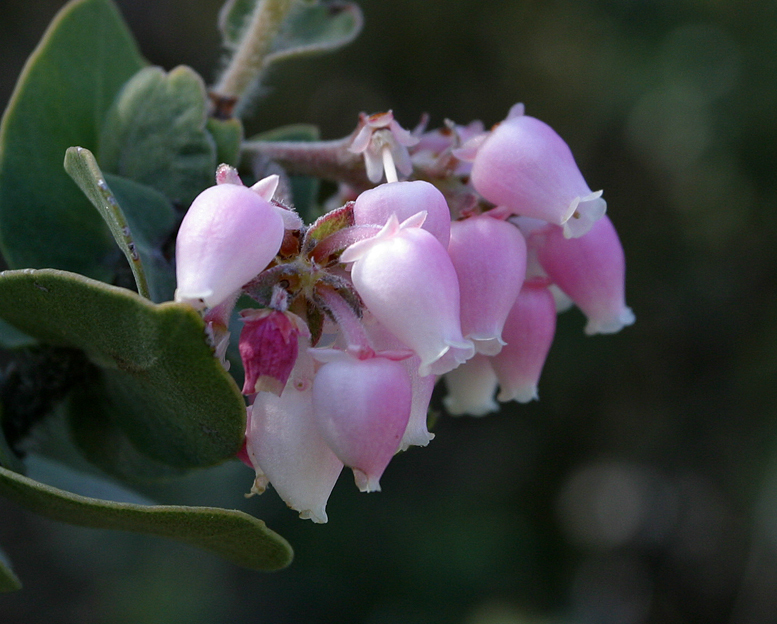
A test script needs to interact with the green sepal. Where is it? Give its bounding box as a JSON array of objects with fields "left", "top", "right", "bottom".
[
  {"left": 0, "top": 0, "right": 145, "bottom": 280},
  {"left": 0, "top": 547, "right": 21, "bottom": 593},
  {"left": 0, "top": 465, "right": 293, "bottom": 571},
  {"left": 0, "top": 269, "right": 246, "bottom": 468},
  {"left": 98, "top": 66, "right": 217, "bottom": 207},
  {"left": 64, "top": 146, "right": 176, "bottom": 302}
]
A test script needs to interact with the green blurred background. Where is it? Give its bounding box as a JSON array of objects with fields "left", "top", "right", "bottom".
[{"left": 2, "top": 0, "right": 777, "bottom": 622}]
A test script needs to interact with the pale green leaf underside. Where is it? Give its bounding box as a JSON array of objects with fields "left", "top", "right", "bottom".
[
  {"left": 0, "top": 0, "right": 145, "bottom": 279},
  {"left": 0, "top": 269, "right": 246, "bottom": 468},
  {"left": 0, "top": 465, "right": 293, "bottom": 571},
  {"left": 98, "top": 65, "right": 216, "bottom": 207}
]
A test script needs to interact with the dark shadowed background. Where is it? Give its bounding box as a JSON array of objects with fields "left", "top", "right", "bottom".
[{"left": 2, "top": 1, "right": 777, "bottom": 622}]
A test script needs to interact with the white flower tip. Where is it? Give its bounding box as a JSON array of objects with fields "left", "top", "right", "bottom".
[
  {"left": 497, "top": 384, "right": 539, "bottom": 404},
  {"left": 174, "top": 288, "right": 210, "bottom": 310},
  {"left": 353, "top": 468, "right": 381, "bottom": 493},
  {"left": 298, "top": 507, "right": 329, "bottom": 524},
  {"left": 273, "top": 204, "right": 304, "bottom": 230},
  {"left": 584, "top": 306, "right": 635, "bottom": 335},
  {"left": 398, "top": 430, "right": 434, "bottom": 452},
  {"left": 562, "top": 192, "right": 607, "bottom": 239},
  {"left": 472, "top": 336, "right": 507, "bottom": 356},
  {"left": 399, "top": 210, "right": 427, "bottom": 230},
  {"left": 443, "top": 393, "right": 498, "bottom": 417},
  {"left": 216, "top": 163, "right": 243, "bottom": 186},
  {"left": 250, "top": 174, "right": 280, "bottom": 201}
]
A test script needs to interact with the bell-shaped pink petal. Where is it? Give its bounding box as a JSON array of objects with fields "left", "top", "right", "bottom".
[
  {"left": 447, "top": 214, "right": 527, "bottom": 355},
  {"left": 443, "top": 354, "right": 499, "bottom": 416},
  {"left": 491, "top": 281, "right": 557, "bottom": 403},
  {"left": 312, "top": 354, "right": 412, "bottom": 492},
  {"left": 353, "top": 180, "right": 452, "bottom": 246},
  {"left": 364, "top": 318, "right": 435, "bottom": 450},
  {"left": 341, "top": 215, "right": 475, "bottom": 376},
  {"left": 469, "top": 111, "right": 606, "bottom": 238},
  {"left": 175, "top": 184, "right": 285, "bottom": 309},
  {"left": 534, "top": 216, "right": 635, "bottom": 335},
  {"left": 247, "top": 386, "right": 343, "bottom": 523}
]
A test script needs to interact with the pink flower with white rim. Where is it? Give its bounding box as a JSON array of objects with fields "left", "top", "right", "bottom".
[
  {"left": 174, "top": 176, "right": 287, "bottom": 309},
  {"left": 491, "top": 280, "right": 557, "bottom": 403},
  {"left": 353, "top": 180, "right": 451, "bottom": 246},
  {"left": 311, "top": 351, "right": 412, "bottom": 492},
  {"left": 533, "top": 215, "right": 635, "bottom": 335},
  {"left": 443, "top": 353, "right": 499, "bottom": 416},
  {"left": 462, "top": 104, "right": 606, "bottom": 239},
  {"left": 341, "top": 211, "right": 475, "bottom": 377},
  {"left": 447, "top": 213, "right": 527, "bottom": 355}
]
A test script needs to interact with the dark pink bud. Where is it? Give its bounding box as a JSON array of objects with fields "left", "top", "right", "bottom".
[{"left": 239, "top": 309, "right": 307, "bottom": 396}]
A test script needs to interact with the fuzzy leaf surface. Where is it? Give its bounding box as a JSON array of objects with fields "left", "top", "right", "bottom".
[
  {"left": 0, "top": 0, "right": 145, "bottom": 279},
  {"left": 0, "top": 269, "right": 245, "bottom": 468}
]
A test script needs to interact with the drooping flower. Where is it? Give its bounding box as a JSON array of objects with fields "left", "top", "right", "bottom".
[
  {"left": 353, "top": 180, "right": 451, "bottom": 246},
  {"left": 464, "top": 104, "right": 606, "bottom": 238},
  {"left": 311, "top": 352, "right": 412, "bottom": 492},
  {"left": 174, "top": 182, "right": 285, "bottom": 309},
  {"left": 447, "top": 213, "right": 527, "bottom": 355},
  {"left": 245, "top": 343, "right": 343, "bottom": 524},
  {"left": 443, "top": 353, "right": 499, "bottom": 416},
  {"left": 490, "top": 280, "right": 557, "bottom": 403},
  {"left": 532, "top": 215, "right": 635, "bottom": 335},
  {"left": 341, "top": 212, "right": 474, "bottom": 376}
]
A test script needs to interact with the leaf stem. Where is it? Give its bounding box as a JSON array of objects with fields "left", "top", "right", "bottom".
[{"left": 213, "top": 0, "right": 297, "bottom": 114}]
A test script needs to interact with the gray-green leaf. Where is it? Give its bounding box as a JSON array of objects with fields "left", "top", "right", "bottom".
[
  {"left": 0, "top": 0, "right": 145, "bottom": 280},
  {"left": 0, "top": 269, "right": 246, "bottom": 468},
  {"left": 64, "top": 146, "right": 177, "bottom": 302},
  {"left": 98, "top": 66, "right": 217, "bottom": 207},
  {"left": 0, "top": 465, "right": 293, "bottom": 571}
]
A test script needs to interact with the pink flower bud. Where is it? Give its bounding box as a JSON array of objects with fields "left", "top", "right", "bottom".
[
  {"left": 174, "top": 184, "right": 285, "bottom": 309},
  {"left": 468, "top": 107, "right": 606, "bottom": 238},
  {"left": 353, "top": 180, "right": 451, "bottom": 246},
  {"left": 534, "top": 216, "right": 635, "bottom": 335},
  {"left": 239, "top": 309, "right": 308, "bottom": 396},
  {"left": 443, "top": 354, "right": 499, "bottom": 416},
  {"left": 247, "top": 385, "right": 344, "bottom": 523},
  {"left": 341, "top": 213, "right": 475, "bottom": 377},
  {"left": 312, "top": 354, "right": 412, "bottom": 492},
  {"left": 447, "top": 214, "right": 527, "bottom": 355},
  {"left": 491, "top": 281, "right": 557, "bottom": 403}
]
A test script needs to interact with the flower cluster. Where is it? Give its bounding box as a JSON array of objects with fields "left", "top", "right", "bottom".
[{"left": 174, "top": 105, "right": 634, "bottom": 522}]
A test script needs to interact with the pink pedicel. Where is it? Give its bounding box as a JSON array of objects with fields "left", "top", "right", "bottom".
[
  {"left": 447, "top": 213, "right": 527, "bottom": 355},
  {"left": 491, "top": 280, "right": 557, "bottom": 403},
  {"left": 468, "top": 105, "right": 606, "bottom": 238},
  {"left": 341, "top": 213, "right": 474, "bottom": 377},
  {"left": 533, "top": 215, "right": 635, "bottom": 335},
  {"left": 353, "top": 180, "right": 451, "bottom": 246},
  {"left": 311, "top": 354, "right": 412, "bottom": 492},
  {"left": 174, "top": 184, "right": 285, "bottom": 309}
]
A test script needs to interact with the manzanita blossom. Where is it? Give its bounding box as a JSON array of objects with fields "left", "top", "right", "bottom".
[{"left": 172, "top": 107, "right": 633, "bottom": 522}]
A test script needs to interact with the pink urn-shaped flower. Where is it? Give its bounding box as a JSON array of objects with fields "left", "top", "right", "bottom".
[
  {"left": 341, "top": 212, "right": 474, "bottom": 376},
  {"left": 467, "top": 104, "right": 606, "bottom": 239},
  {"left": 174, "top": 183, "right": 285, "bottom": 309},
  {"left": 311, "top": 353, "right": 412, "bottom": 492},
  {"left": 447, "top": 214, "right": 527, "bottom": 355},
  {"left": 533, "top": 216, "right": 635, "bottom": 335}
]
